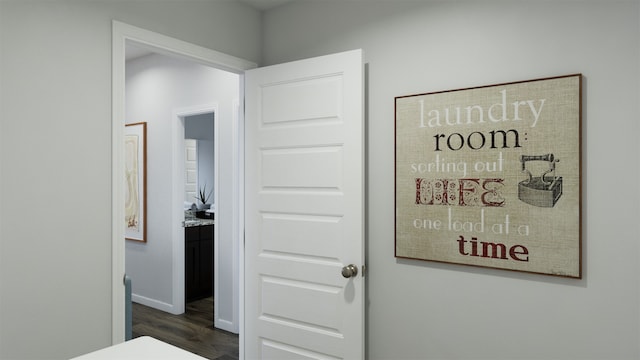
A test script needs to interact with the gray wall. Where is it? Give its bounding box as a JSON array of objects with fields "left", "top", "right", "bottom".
[
  {"left": 0, "top": 1, "right": 259, "bottom": 359},
  {"left": 263, "top": 1, "right": 640, "bottom": 359},
  {"left": 1, "top": 0, "right": 639, "bottom": 359}
]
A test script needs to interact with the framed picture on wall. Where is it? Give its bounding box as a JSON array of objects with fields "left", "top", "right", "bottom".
[
  {"left": 125, "top": 122, "right": 147, "bottom": 242},
  {"left": 395, "top": 74, "right": 582, "bottom": 278}
]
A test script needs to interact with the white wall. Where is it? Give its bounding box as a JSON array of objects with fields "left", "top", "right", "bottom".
[
  {"left": 263, "top": 1, "right": 640, "bottom": 359},
  {"left": 125, "top": 53, "right": 238, "bottom": 323},
  {"left": 0, "top": 1, "right": 259, "bottom": 359}
]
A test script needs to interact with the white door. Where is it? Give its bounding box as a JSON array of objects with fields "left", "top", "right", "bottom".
[
  {"left": 185, "top": 139, "right": 198, "bottom": 204},
  {"left": 245, "top": 49, "right": 365, "bottom": 359}
]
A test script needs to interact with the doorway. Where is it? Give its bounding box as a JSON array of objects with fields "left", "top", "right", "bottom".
[
  {"left": 114, "top": 22, "right": 367, "bottom": 360},
  {"left": 113, "top": 20, "right": 254, "bottom": 344}
]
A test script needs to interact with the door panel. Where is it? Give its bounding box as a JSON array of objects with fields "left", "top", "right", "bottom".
[
  {"left": 261, "top": 147, "right": 343, "bottom": 188},
  {"left": 245, "top": 49, "right": 364, "bottom": 359},
  {"left": 261, "top": 74, "right": 342, "bottom": 123}
]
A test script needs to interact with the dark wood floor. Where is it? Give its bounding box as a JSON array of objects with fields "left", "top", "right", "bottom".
[{"left": 132, "top": 297, "right": 239, "bottom": 360}]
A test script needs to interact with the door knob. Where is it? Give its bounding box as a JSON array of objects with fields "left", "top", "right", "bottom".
[{"left": 341, "top": 264, "right": 358, "bottom": 278}]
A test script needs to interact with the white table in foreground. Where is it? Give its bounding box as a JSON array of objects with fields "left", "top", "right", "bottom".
[{"left": 70, "top": 336, "right": 207, "bottom": 359}]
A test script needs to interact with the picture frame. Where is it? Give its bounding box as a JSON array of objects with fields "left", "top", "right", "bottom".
[
  {"left": 395, "top": 74, "right": 582, "bottom": 278},
  {"left": 125, "top": 122, "right": 147, "bottom": 242}
]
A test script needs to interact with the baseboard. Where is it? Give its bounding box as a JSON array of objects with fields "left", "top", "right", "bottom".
[
  {"left": 215, "top": 318, "right": 238, "bottom": 334},
  {"left": 132, "top": 294, "right": 181, "bottom": 315}
]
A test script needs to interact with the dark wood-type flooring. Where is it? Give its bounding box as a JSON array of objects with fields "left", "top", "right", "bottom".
[{"left": 132, "top": 297, "right": 239, "bottom": 360}]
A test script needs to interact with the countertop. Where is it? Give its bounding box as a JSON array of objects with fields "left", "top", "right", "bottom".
[
  {"left": 183, "top": 209, "right": 215, "bottom": 227},
  {"left": 183, "top": 218, "right": 215, "bottom": 227}
]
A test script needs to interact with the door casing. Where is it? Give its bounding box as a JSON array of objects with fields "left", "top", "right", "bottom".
[
  {"left": 111, "top": 20, "right": 255, "bottom": 343},
  {"left": 170, "top": 104, "right": 218, "bottom": 317}
]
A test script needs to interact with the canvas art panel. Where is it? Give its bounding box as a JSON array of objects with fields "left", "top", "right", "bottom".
[
  {"left": 395, "top": 74, "right": 582, "bottom": 278},
  {"left": 125, "top": 122, "right": 147, "bottom": 242}
]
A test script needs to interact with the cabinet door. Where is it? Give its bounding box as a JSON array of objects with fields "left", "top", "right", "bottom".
[
  {"left": 185, "top": 225, "right": 214, "bottom": 303},
  {"left": 185, "top": 234, "right": 199, "bottom": 302},
  {"left": 199, "top": 226, "right": 214, "bottom": 297}
]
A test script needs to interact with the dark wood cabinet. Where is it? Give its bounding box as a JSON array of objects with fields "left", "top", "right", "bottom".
[{"left": 185, "top": 224, "right": 213, "bottom": 303}]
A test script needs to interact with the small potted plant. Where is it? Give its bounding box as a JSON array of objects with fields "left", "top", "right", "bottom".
[{"left": 195, "top": 183, "right": 213, "bottom": 210}]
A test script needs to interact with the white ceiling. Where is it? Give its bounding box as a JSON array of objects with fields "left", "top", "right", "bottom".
[{"left": 236, "top": 0, "right": 294, "bottom": 11}]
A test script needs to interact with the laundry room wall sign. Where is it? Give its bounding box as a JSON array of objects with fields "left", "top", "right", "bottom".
[{"left": 395, "top": 74, "right": 582, "bottom": 278}]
